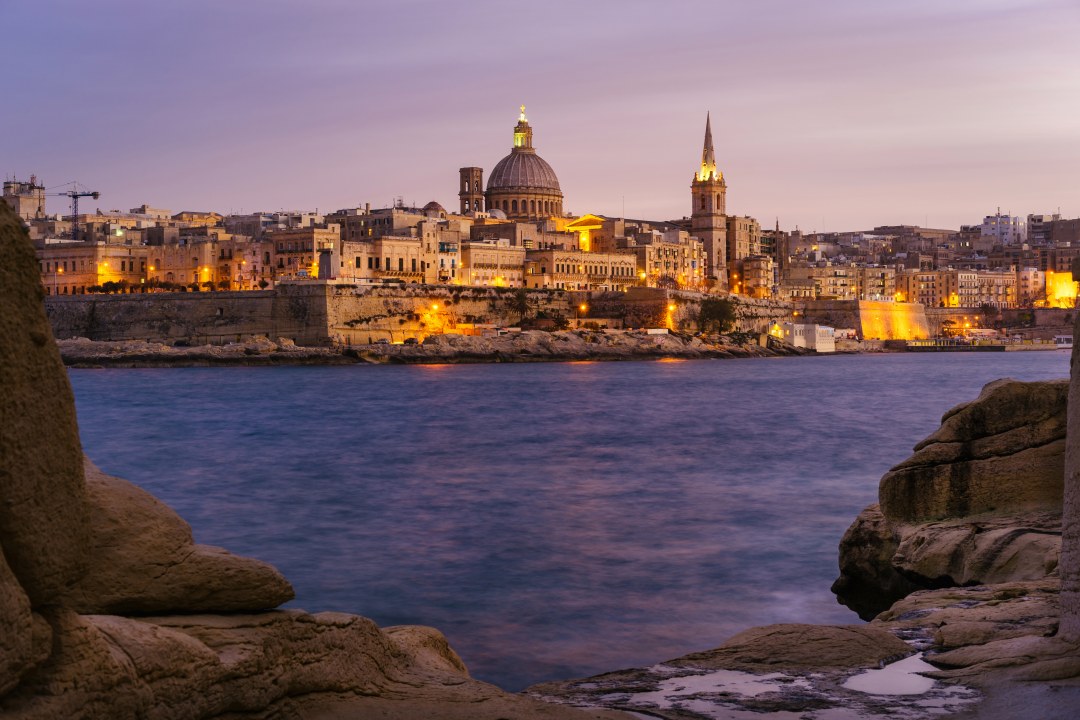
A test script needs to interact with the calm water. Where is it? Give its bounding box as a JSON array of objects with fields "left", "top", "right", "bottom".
[{"left": 68, "top": 351, "right": 1069, "bottom": 690}]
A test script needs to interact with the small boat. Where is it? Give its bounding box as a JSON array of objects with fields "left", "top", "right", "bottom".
[{"left": 1054, "top": 335, "right": 1073, "bottom": 350}]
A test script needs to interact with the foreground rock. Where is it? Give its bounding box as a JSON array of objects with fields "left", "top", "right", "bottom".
[
  {"left": 833, "top": 377, "right": 1067, "bottom": 619},
  {"left": 2, "top": 201, "right": 624, "bottom": 719},
  {"left": 534, "top": 582, "right": 1080, "bottom": 719}
]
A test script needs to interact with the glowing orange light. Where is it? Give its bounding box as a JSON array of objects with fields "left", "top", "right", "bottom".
[{"left": 668, "top": 303, "right": 676, "bottom": 312}]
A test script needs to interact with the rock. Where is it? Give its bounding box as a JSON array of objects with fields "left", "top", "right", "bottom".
[
  {"left": 1, "top": 609, "right": 619, "bottom": 720},
  {"left": 891, "top": 512, "right": 1060, "bottom": 588},
  {"left": 0, "top": 551, "right": 33, "bottom": 696},
  {"left": 0, "top": 202, "right": 91, "bottom": 605},
  {"left": 831, "top": 503, "right": 920, "bottom": 619},
  {"left": 881, "top": 378, "right": 1067, "bottom": 523},
  {"left": 834, "top": 378, "right": 1067, "bottom": 618},
  {"left": 671, "top": 623, "right": 912, "bottom": 671},
  {"left": 68, "top": 459, "right": 294, "bottom": 615}
]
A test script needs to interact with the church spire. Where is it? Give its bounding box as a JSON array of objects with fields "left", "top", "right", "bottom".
[{"left": 697, "top": 112, "right": 719, "bottom": 182}]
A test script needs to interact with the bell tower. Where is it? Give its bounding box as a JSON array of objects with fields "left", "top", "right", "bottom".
[
  {"left": 459, "top": 167, "right": 484, "bottom": 215},
  {"left": 691, "top": 113, "right": 728, "bottom": 288}
]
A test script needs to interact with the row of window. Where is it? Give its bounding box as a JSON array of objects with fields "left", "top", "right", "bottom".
[{"left": 494, "top": 198, "right": 559, "bottom": 215}]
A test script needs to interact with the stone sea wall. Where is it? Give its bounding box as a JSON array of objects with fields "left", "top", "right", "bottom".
[{"left": 44, "top": 282, "right": 796, "bottom": 346}]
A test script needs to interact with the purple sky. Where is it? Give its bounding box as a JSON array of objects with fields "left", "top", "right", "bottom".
[{"left": 5, "top": 0, "right": 1078, "bottom": 232}]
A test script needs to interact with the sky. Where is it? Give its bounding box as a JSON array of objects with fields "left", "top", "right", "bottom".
[{"left": 4, "top": 0, "right": 1079, "bottom": 232}]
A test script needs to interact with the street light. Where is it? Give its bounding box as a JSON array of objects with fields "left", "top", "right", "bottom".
[{"left": 54, "top": 265, "right": 64, "bottom": 296}]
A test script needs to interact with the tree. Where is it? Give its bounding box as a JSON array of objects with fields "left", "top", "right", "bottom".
[
  {"left": 512, "top": 288, "right": 531, "bottom": 324},
  {"left": 698, "top": 297, "right": 736, "bottom": 333}
]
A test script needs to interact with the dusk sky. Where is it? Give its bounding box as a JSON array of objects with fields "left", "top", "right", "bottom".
[{"left": 5, "top": 0, "right": 1078, "bottom": 232}]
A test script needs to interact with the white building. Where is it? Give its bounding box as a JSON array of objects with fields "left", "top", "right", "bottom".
[
  {"left": 773, "top": 323, "right": 836, "bottom": 353},
  {"left": 981, "top": 210, "right": 1025, "bottom": 245}
]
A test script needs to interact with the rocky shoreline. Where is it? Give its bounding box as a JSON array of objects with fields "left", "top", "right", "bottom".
[{"left": 56, "top": 330, "right": 813, "bottom": 368}]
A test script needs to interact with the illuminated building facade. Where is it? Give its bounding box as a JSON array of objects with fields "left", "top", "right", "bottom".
[
  {"left": 460, "top": 240, "right": 526, "bottom": 287},
  {"left": 524, "top": 248, "right": 637, "bottom": 291}
]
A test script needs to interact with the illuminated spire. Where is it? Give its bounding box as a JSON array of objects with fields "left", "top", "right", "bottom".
[{"left": 697, "top": 112, "right": 720, "bottom": 182}]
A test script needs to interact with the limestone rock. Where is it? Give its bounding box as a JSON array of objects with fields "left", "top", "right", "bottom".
[
  {"left": 831, "top": 503, "right": 920, "bottom": 619},
  {"left": 0, "top": 202, "right": 91, "bottom": 605},
  {"left": 69, "top": 459, "right": 294, "bottom": 614},
  {"left": 891, "top": 512, "right": 1060, "bottom": 588},
  {"left": 671, "top": 623, "right": 912, "bottom": 671},
  {"left": 0, "top": 609, "right": 618, "bottom": 720},
  {"left": 881, "top": 378, "right": 1067, "bottom": 523},
  {"left": 834, "top": 378, "right": 1067, "bottom": 618},
  {"left": 0, "top": 551, "right": 33, "bottom": 696}
]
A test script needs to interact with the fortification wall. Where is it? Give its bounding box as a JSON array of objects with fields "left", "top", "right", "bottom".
[
  {"left": 802, "top": 300, "right": 928, "bottom": 340},
  {"left": 44, "top": 283, "right": 799, "bottom": 345}
]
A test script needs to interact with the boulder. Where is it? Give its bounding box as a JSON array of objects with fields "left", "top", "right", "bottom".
[
  {"left": 834, "top": 378, "right": 1067, "bottom": 618},
  {"left": 830, "top": 504, "right": 920, "bottom": 619},
  {"left": 0, "top": 202, "right": 91, "bottom": 605},
  {"left": 880, "top": 378, "right": 1066, "bottom": 523},
  {"left": 68, "top": 459, "right": 294, "bottom": 615}
]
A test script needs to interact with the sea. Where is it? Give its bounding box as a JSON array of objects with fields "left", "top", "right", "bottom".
[{"left": 68, "top": 350, "right": 1070, "bottom": 691}]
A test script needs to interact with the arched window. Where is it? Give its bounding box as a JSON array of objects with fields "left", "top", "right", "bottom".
[
  {"left": 716, "top": 193, "right": 721, "bottom": 208},
  {"left": 700, "top": 195, "right": 706, "bottom": 210},
  {"left": 512, "top": 199, "right": 518, "bottom": 213},
  {"left": 530, "top": 200, "right": 536, "bottom": 213}
]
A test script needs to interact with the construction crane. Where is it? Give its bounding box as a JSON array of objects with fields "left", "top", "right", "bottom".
[{"left": 47, "top": 182, "right": 100, "bottom": 242}]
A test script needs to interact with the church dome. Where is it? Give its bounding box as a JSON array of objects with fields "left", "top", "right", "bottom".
[
  {"left": 483, "top": 107, "right": 564, "bottom": 221},
  {"left": 422, "top": 201, "right": 446, "bottom": 217},
  {"left": 487, "top": 151, "right": 561, "bottom": 193}
]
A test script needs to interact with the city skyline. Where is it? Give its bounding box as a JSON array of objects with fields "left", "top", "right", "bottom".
[{"left": 5, "top": 0, "right": 1079, "bottom": 231}]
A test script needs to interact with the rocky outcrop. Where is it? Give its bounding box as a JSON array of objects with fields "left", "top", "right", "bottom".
[
  {"left": 68, "top": 459, "right": 294, "bottom": 615},
  {"left": 0, "top": 202, "right": 622, "bottom": 719},
  {"left": 56, "top": 329, "right": 810, "bottom": 367},
  {"left": 833, "top": 378, "right": 1068, "bottom": 619}
]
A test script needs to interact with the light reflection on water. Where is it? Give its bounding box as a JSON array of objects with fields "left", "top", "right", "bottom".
[{"left": 68, "top": 351, "right": 1069, "bottom": 690}]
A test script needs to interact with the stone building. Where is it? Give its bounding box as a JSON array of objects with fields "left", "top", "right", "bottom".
[
  {"left": 726, "top": 215, "right": 761, "bottom": 291},
  {"left": 460, "top": 239, "right": 526, "bottom": 287},
  {"left": 341, "top": 235, "right": 438, "bottom": 285},
  {"left": 741, "top": 255, "right": 774, "bottom": 299},
  {"left": 2, "top": 176, "right": 46, "bottom": 221},
  {"left": 524, "top": 248, "right": 637, "bottom": 291},
  {"left": 36, "top": 244, "right": 149, "bottom": 295},
  {"left": 266, "top": 226, "right": 340, "bottom": 281}
]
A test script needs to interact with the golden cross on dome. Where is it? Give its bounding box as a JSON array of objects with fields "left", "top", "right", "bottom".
[{"left": 519, "top": 105, "right": 527, "bottom": 121}]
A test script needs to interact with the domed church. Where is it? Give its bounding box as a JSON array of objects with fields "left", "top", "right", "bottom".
[{"left": 458, "top": 106, "right": 564, "bottom": 221}]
